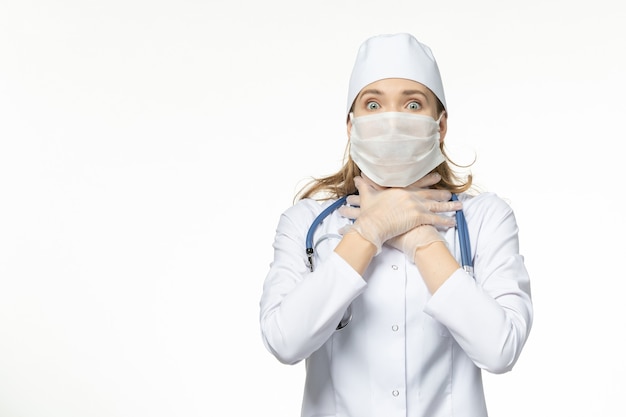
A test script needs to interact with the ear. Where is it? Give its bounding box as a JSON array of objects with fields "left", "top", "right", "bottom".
[
  {"left": 346, "top": 117, "right": 352, "bottom": 139},
  {"left": 438, "top": 112, "right": 448, "bottom": 143}
]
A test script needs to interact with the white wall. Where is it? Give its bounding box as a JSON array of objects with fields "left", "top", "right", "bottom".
[{"left": 1, "top": 1, "right": 624, "bottom": 416}]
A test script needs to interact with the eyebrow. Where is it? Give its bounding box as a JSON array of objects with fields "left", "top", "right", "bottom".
[
  {"left": 401, "top": 90, "right": 429, "bottom": 100},
  {"left": 357, "top": 88, "right": 384, "bottom": 99},
  {"left": 357, "top": 89, "right": 430, "bottom": 101}
]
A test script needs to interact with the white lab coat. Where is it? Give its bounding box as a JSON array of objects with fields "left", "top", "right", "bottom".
[{"left": 260, "top": 192, "right": 533, "bottom": 417}]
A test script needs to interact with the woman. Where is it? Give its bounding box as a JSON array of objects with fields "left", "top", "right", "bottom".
[{"left": 259, "top": 33, "right": 533, "bottom": 417}]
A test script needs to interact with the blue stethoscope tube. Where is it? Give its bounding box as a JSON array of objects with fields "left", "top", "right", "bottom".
[
  {"left": 306, "top": 195, "right": 349, "bottom": 272},
  {"left": 306, "top": 194, "right": 473, "bottom": 273},
  {"left": 451, "top": 194, "right": 473, "bottom": 276},
  {"left": 305, "top": 193, "right": 473, "bottom": 330}
]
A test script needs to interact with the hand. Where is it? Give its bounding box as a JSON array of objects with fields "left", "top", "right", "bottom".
[
  {"left": 339, "top": 174, "right": 461, "bottom": 254},
  {"left": 386, "top": 225, "right": 446, "bottom": 262},
  {"left": 339, "top": 172, "right": 455, "bottom": 221}
]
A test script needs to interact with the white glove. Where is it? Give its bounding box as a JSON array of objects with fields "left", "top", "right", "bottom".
[
  {"left": 386, "top": 225, "right": 446, "bottom": 262},
  {"left": 339, "top": 173, "right": 455, "bottom": 221},
  {"left": 342, "top": 175, "right": 461, "bottom": 254}
]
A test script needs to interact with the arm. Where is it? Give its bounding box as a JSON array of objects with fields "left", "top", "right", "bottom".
[
  {"left": 424, "top": 194, "right": 533, "bottom": 374},
  {"left": 259, "top": 203, "right": 367, "bottom": 365},
  {"left": 334, "top": 228, "right": 377, "bottom": 274},
  {"left": 261, "top": 175, "right": 462, "bottom": 365},
  {"left": 413, "top": 240, "right": 460, "bottom": 293}
]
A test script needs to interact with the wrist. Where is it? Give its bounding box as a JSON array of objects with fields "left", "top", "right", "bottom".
[
  {"left": 413, "top": 241, "right": 459, "bottom": 293},
  {"left": 351, "top": 219, "right": 382, "bottom": 254},
  {"left": 404, "top": 226, "right": 445, "bottom": 262},
  {"left": 335, "top": 228, "right": 377, "bottom": 275}
]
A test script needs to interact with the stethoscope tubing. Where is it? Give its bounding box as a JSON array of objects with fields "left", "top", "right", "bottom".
[
  {"left": 306, "top": 195, "right": 348, "bottom": 272},
  {"left": 451, "top": 194, "right": 473, "bottom": 274},
  {"left": 306, "top": 194, "right": 472, "bottom": 271},
  {"left": 305, "top": 193, "right": 473, "bottom": 330}
]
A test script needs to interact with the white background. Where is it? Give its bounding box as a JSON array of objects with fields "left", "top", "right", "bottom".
[{"left": 1, "top": 1, "right": 625, "bottom": 416}]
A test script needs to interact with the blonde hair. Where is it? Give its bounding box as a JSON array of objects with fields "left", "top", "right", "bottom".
[{"left": 295, "top": 99, "right": 473, "bottom": 202}]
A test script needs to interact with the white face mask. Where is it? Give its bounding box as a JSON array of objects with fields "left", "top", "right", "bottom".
[{"left": 349, "top": 111, "right": 445, "bottom": 187}]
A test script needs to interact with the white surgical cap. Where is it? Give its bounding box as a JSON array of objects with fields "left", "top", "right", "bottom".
[{"left": 346, "top": 33, "right": 447, "bottom": 117}]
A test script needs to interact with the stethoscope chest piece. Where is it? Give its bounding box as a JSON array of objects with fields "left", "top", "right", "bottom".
[{"left": 336, "top": 305, "right": 352, "bottom": 330}]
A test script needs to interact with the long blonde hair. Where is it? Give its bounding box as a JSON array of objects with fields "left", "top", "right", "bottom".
[{"left": 295, "top": 100, "right": 473, "bottom": 202}]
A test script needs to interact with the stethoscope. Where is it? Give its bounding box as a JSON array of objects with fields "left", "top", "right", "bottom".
[{"left": 305, "top": 193, "right": 473, "bottom": 330}]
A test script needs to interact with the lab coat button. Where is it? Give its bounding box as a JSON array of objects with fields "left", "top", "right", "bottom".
[
  {"left": 391, "top": 324, "right": 399, "bottom": 331},
  {"left": 391, "top": 264, "right": 398, "bottom": 270},
  {"left": 392, "top": 390, "right": 400, "bottom": 397}
]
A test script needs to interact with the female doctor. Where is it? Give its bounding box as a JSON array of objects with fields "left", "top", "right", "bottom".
[{"left": 259, "top": 33, "right": 533, "bottom": 417}]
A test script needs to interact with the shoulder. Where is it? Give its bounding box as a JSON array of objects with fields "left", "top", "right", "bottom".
[
  {"left": 279, "top": 198, "right": 342, "bottom": 228},
  {"left": 458, "top": 192, "right": 522, "bottom": 243},
  {"left": 273, "top": 198, "right": 347, "bottom": 247},
  {"left": 459, "top": 191, "right": 514, "bottom": 220},
  {"left": 282, "top": 198, "right": 326, "bottom": 219}
]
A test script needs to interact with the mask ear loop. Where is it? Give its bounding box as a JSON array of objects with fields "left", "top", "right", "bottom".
[
  {"left": 348, "top": 112, "right": 356, "bottom": 138},
  {"left": 435, "top": 110, "right": 446, "bottom": 132}
]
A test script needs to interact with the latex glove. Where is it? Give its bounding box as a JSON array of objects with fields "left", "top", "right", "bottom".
[
  {"left": 338, "top": 173, "right": 460, "bottom": 233},
  {"left": 386, "top": 225, "right": 446, "bottom": 262},
  {"left": 342, "top": 175, "right": 461, "bottom": 254},
  {"left": 338, "top": 172, "right": 454, "bottom": 222}
]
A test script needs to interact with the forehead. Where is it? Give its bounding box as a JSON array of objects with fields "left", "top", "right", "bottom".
[{"left": 356, "top": 78, "right": 434, "bottom": 99}]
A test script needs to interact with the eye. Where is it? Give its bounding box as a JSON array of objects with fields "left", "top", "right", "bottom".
[
  {"left": 407, "top": 101, "right": 421, "bottom": 110},
  {"left": 366, "top": 101, "right": 380, "bottom": 110}
]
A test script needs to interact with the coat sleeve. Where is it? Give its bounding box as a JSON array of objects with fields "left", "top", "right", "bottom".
[
  {"left": 424, "top": 193, "right": 533, "bottom": 374},
  {"left": 259, "top": 201, "right": 367, "bottom": 365}
]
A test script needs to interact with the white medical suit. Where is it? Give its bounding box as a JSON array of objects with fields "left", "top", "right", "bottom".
[{"left": 260, "top": 192, "right": 533, "bottom": 417}]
